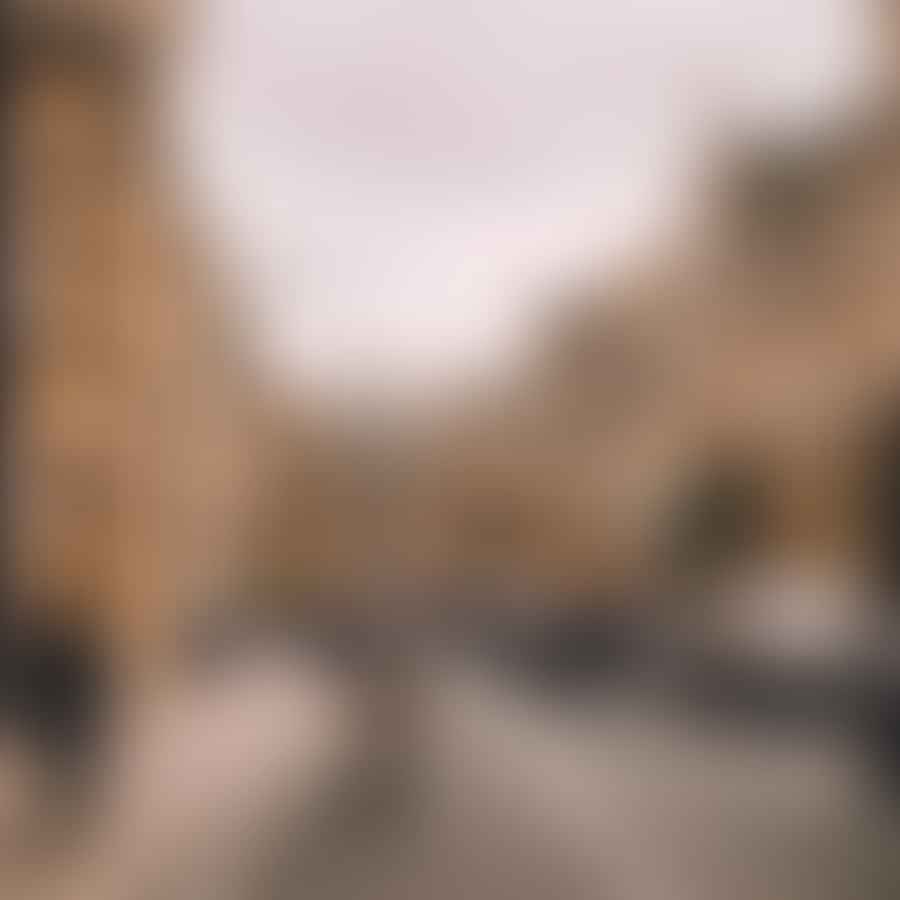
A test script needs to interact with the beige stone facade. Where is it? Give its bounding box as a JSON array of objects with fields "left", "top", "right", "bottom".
[{"left": 12, "top": 6, "right": 268, "bottom": 689}]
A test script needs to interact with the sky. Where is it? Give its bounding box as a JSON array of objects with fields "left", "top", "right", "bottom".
[{"left": 171, "top": 0, "right": 876, "bottom": 410}]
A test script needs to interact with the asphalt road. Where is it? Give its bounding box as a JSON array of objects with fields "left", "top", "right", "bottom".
[{"left": 3, "top": 643, "right": 900, "bottom": 900}]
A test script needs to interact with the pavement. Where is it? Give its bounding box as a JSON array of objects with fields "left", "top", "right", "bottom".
[{"left": 2, "top": 640, "right": 900, "bottom": 899}]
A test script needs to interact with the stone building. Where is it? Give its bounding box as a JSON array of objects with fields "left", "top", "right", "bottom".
[
  {"left": 12, "top": 2, "right": 271, "bottom": 697},
  {"left": 421, "top": 3, "right": 900, "bottom": 658}
]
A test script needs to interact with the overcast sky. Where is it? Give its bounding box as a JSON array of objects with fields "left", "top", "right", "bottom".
[{"left": 173, "top": 0, "right": 876, "bottom": 409}]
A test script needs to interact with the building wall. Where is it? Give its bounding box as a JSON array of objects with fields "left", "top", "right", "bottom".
[{"left": 12, "top": 9, "right": 268, "bottom": 692}]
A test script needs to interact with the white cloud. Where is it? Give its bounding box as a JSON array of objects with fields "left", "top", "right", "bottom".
[{"left": 172, "top": 0, "right": 873, "bottom": 406}]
